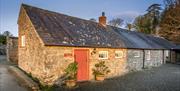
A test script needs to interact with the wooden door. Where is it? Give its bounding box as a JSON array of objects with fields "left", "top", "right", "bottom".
[{"left": 74, "top": 49, "right": 89, "bottom": 81}]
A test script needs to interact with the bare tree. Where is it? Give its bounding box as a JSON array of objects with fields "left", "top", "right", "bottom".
[
  {"left": 89, "top": 18, "right": 96, "bottom": 22},
  {"left": 108, "top": 18, "right": 124, "bottom": 27},
  {"left": 2, "top": 31, "right": 13, "bottom": 37}
]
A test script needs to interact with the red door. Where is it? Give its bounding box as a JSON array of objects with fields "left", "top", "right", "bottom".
[{"left": 74, "top": 49, "right": 89, "bottom": 81}]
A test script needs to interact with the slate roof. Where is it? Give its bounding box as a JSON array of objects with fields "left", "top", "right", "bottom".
[
  {"left": 21, "top": 4, "right": 176, "bottom": 49},
  {"left": 173, "top": 45, "right": 180, "bottom": 50}
]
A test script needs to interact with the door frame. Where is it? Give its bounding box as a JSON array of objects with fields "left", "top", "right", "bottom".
[{"left": 74, "top": 49, "right": 89, "bottom": 81}]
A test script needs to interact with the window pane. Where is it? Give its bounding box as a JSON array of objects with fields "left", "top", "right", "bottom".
[
  {"left": 146, "top": 50, "right": 151, "bottom": 60},
  {"left": 115, "top": 51, "right": 123, "bottom": 58},
  {"left": 99, "top": 51, "right": 108, "bottom": 59},
  {"left": 134, "top": 51, "right": 140, "bottom": 57},
  {"left": 21, "top": 35, "right": 25, "bottom": 47}
]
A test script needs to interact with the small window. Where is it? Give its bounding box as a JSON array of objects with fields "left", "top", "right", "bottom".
[
  {"left": 21, "top": 35, "right": 25, "bottom": 47},
  {"left": 134, "top": 51, "right": 140, "bottom": 57},
  {"left": 99, "top": 51, "right": 108, "bottom": 59},
  {"left": 115, "top": 51, "right": 123, "bottom": 58},
  {"left": 146, "top": 50, "right": 151, "bottom": 60},
  {"left": 165, "top": 50, "right": 169, "bottom": 57}
]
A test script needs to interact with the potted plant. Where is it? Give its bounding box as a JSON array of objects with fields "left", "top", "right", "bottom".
[
  {"left": 64, "top": 62, "right": 78, "bottom": 87},
  {"left": 92, "top": 61, "right": 110, "bottom": 81}
]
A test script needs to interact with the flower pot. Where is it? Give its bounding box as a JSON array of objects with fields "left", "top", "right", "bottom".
[
  {"left": 95, "top": 75, "right": 105, "bottom": 81},
  {"left": 65, "top": 80, "right": 76, "bottom": 87}
]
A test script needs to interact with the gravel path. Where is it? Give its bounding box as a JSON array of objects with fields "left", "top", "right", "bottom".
[
  {"left": 57, "top": 64, "right": 180, "bottom": 91},
  {"left": 0, "top": 55, "right": 27, "bottom": 91}
]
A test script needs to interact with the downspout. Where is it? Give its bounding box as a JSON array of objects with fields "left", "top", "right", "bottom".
[
  {"left": 162, "top": 50, "right": 164, "bottom": 64},
  {"left": 175, "top": 50, "right": 177, "bottom": 63},
  {"left": 170, "top": 50, "right": 172, "bottom": 63},
  {"left": 142, "top": 50, "right": 145, "bottom": 69}
]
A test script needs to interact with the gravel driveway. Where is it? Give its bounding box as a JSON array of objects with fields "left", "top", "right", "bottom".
[
  {"left": 0, "top": 55, "right": 27, "bottom": 91},
  {"left": 57, "top": 64, "right": 180, "bottom": 91}
]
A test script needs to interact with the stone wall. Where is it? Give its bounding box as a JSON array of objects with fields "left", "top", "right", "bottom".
[
  {"left": 144, "top": 50, "right": 163, "bottom": 68},
  {"left": 127, "top": 49, "right": 143, "bottom": 71},
  {"left": 18, "top": 7, "right": 47, "bottom": 85},
  {"left": 18, "top": 7, "right": 128, "bottom": 85},
  {"left": 37, "top": 46, "right": 128, "bottom": 85},
  {"left": 18, "top": 6, "right": 169, "bottom": 86},
  {"left": 6, "top": 37, "right": 18, "bottom": 64},
  {"left": 127, "top": 49, "right": 165, "bottom": 71},
  {"left": 176, "top": 51, "right": 180, "bottom": 62}
]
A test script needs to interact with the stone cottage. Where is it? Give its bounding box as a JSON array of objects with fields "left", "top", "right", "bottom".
[{"left": 18, "top": 4, "right": 175, "bottom": 85}]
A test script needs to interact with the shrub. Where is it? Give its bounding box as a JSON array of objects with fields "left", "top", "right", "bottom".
[{"left": 92, "top": 61, "right": 110, "bottom": 76}]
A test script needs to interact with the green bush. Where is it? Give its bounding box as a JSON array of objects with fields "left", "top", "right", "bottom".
[
  {"left": 0, "top": 35, "right": 6, "bottom": 44},
  {"left": 92, "top": 61, "right": 110, "bottom": 76},
  {"left": 64, "top": 62, "right": 78, "bottom": 80}
]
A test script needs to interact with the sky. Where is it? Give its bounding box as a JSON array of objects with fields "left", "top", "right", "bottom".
[{"left": 0, "top": 0, "right": 164, "bottom": 36}]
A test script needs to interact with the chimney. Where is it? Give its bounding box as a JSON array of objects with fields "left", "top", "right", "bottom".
[{"left": 99, "top": 12, "right": 106, "bottom": 26}]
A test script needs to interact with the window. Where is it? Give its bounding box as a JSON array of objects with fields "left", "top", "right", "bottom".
[
  {"left": 99, "top": 51, "right": 108, "bottom": 59},
  {"left": 115, "top": 51, "right": 123, "bottom": 58},
  {"left": 21, "top": 35, "right": 25, "bottom": 47},
  {"left": 134, "top": 51, "right": 140, "bottom": 57},
  {"left": 146, "top": 50, "right": 151, "bottom": 60},
  {"left": 165, "top": 50, "right": 169, "bottom": 57}
]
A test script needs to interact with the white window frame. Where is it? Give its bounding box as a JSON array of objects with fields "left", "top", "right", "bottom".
[
  {"left": 165, "top": 50, "right": 169, "bottom": 57},
  {"left": 21, "top": 35, "right": 25, "bottom": 47},
  {"left": 146, "top": 50, "right": 151, "bottom": 60},
  {"left": 115, "top": 51, "right": 123, "bottom": 58},
  {"left": 99, "top": 51, "right": 108, "bottom": 59},
  {"left": 134, "top": 51, "right": 140, "bottom": 57}
]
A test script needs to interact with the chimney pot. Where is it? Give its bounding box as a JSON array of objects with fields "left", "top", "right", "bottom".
[
  {"left": 99, "top": 12, "right": 106, "bottom": 26},
  {"left": 102, "top": 12, "right": 105, "bottom": 16}
]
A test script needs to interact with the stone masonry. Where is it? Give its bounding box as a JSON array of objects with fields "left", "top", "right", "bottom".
[
  {"left": 6, "top": 37, "right": 18, "bottom": 64},
  {"left": 18, "top": 7, "right": 128, "bottom": 85},
  {"left": 127, "top": 49, "right": 166, "bottom": 71},
  {"left": 18, "top": 6, "right": 169, "bottom": 86}
]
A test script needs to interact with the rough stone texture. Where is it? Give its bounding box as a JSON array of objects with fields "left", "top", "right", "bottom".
[
  {"left": 18, "top": 6, "right": 172, "bottom": 86},
  {"left": 127, "top": 49, "right": 168, "bottom": 71},
  {"left": 6, "top": 37, "right": 18, "bottom": 64},
  {"left": 18, "top": 7, "right": 128, "bottom": 85},
  {"left": 127, "top": 49, "right": 144, "bottom": 71},
  {"left": 170, "top": 51, "right": 177, "bottom": 63},
  {"left": 144, "top": 50, "right": 163, "bottom": 68},
  {"left": 18, "top": 7, "right": 47, "bottom": 85}
]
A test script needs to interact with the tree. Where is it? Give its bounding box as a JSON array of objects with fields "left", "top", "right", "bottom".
[
  {"left": 163, "top": 0, "right": 178, "bottom": 8},
  {"left": 133, "top": 4, "right": 162, "bottom": 34},
  {"left": 2, "top": 31, "right": 13, "bottom": 37},
  {"left": 133, "top": 15, "right": 152, "bottom": 34},
  {"left": 108, "top": 18, "right": 123, "bottom": 27},
  {"left": 159, "top": 0, "right": 180, "bottom": 44},
  {"left": 126, "top": 23, "right": 133, "bottom": 31},
  {"left": 89, "top": 18, "right": 96, "bottom": 22},
  {"left": 0, "top": 31, "right": 13, "bottom": 45},
  {"left": 146, "top": 4, "right": 162, "bottom": 34},
  {"left": 0, "top": 35, "right": 6, "bottom": 45}
]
